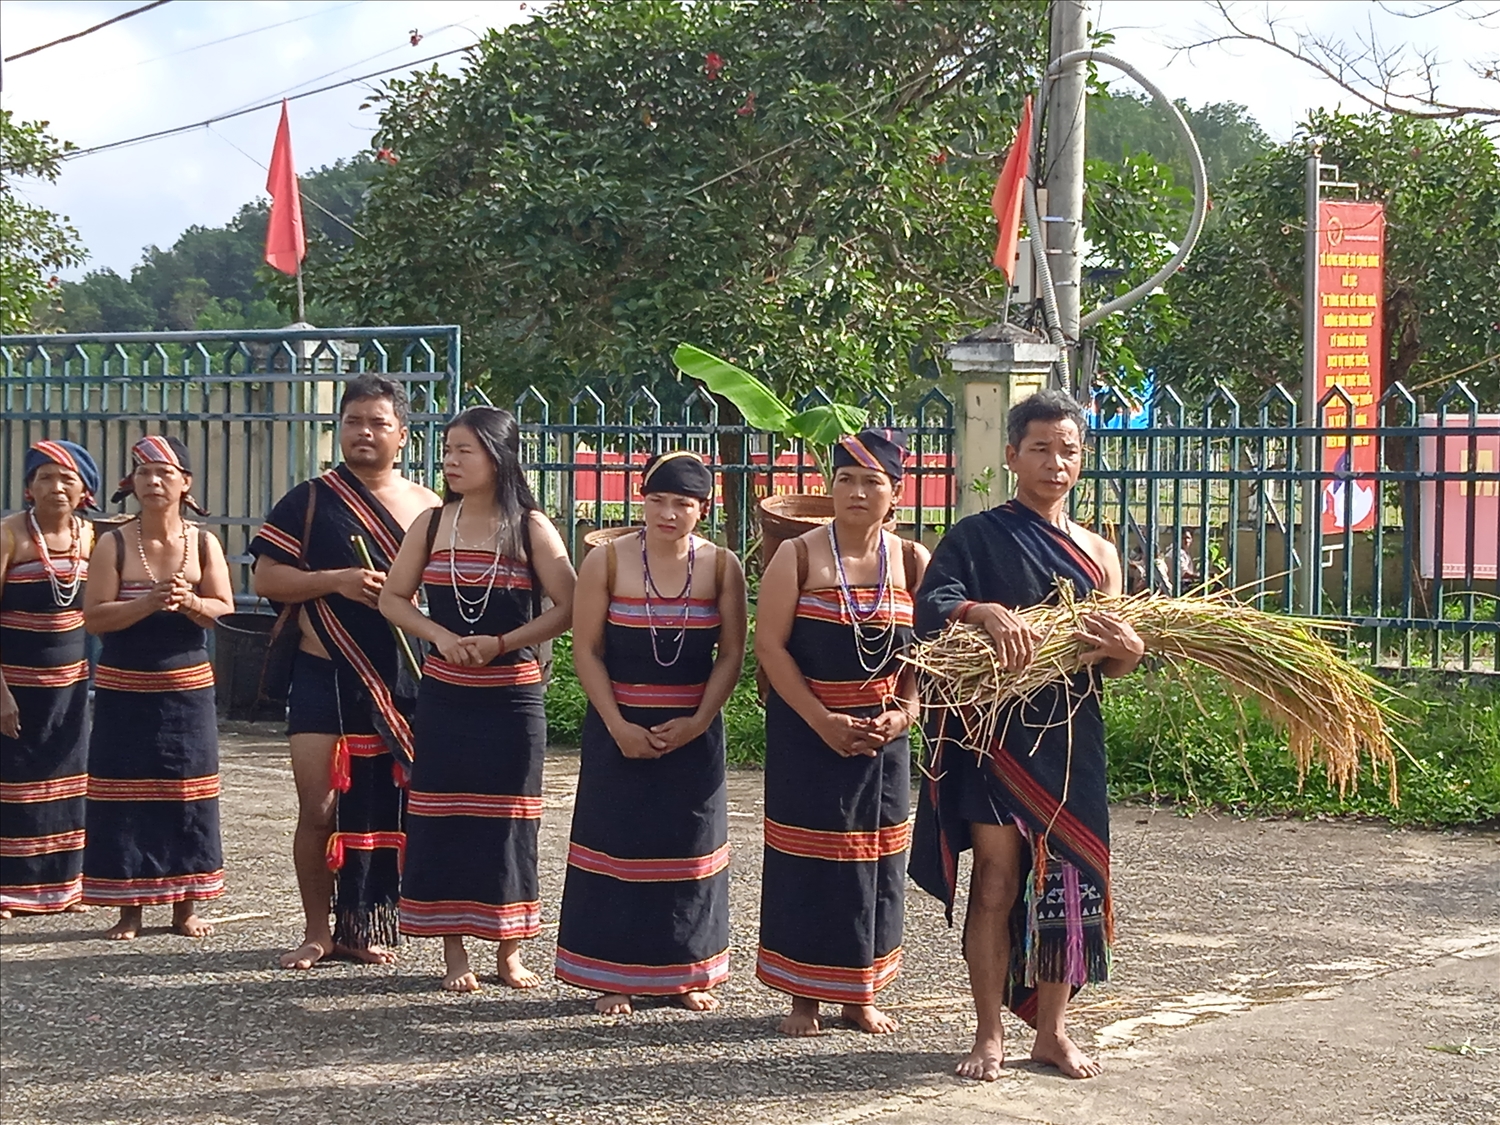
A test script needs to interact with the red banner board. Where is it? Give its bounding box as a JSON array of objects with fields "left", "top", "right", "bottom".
[
  {"left": 1419, "top": 415, "right": 1500, "bottom": 580},
  {"left": 1315, "top": 199, "right": 1385, "bottom": 534}
]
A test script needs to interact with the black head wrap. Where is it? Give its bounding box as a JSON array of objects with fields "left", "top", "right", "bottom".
[
  {"left": 640, "top": 450, "right": 714, "bottom": 501},
  {"left": 112, "top": 435, "right": 208, "bottom": 514},
  {"left": 832, "top": 428, "right": 906, "bottom": 481}
]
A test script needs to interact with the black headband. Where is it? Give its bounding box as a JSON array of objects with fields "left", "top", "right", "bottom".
[
  {"left": 640, "top": 450, "right": 714, "bottom": 501},
  {"left": 832, "top": 428, "right": 906, "bottom": 481}
]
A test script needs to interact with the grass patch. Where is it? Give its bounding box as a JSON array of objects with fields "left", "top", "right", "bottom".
[
  {"left": 1105, "top": 668, "right": 1500, "bottom": 827},
  {"left": 545, "top": 635, "right": 1499, "bottom": 827}
]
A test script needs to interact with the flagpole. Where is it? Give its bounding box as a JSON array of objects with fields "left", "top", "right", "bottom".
[{"left": 295, "top": 257, "right": 306, "bottom": 323}]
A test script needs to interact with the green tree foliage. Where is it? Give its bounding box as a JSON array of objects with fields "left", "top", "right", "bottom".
[
  {"left": 1145, "top": 111, "right": 1500, "bottom": 404},
  {"left": 311, "top": 0, "right": 1055, "bottom": 403},
  {"left": 53, "top": 159, "right": 373, "bottom": 333},
  {"left": 1087, "top": 92, "right": 1272, "bottom": 186},
  {"left": 0, "top": 111, "right": 86, "bottom": 334}
]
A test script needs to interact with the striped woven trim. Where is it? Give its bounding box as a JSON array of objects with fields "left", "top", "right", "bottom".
[
  {"left": 0, "top": 828, "right": 86, "bottom": 858},
  {"left": 399, "top": 898, "right": 541, "bottom": 941},
  {"left": 1, "top": 660, "right": 89, "bottom": 689},
  {"left": 31, "top": 438, "right": 83, "bottom": 476},
  {"left": 3, "top": 559, "right": 85, "bottom": 583},
  {"left": 566, "top": 841, "right": 729, "bottom": 884},
  {"left": 421, "top": 551, "right": 532, "bottom": 588},
  {"left": 806, "top": 673, "right": 900, "bottom": 711},
  {"left": 0, "top": 608, "right": 85, "bottom": 633},
  {"left": 82, "top": 870, "right": 224, "bottom": 906},
  {"left": 325, "top": 830, "right": 405, "bottom": 872},
  {"left": 424, "top": 657, "right": 542, "bottom": 689},
  {"left": 318, "top": 470, "right": 401, "bottom": 560},
  {"left": 610, "top": 681, "right": 707, "bottom": 710},
  {"left": 763, "top": 817, "right": 912, "bottom": 863},
  {"left": 755, "top": 946, "right": 902, "bottom": 1004},
  {"left": 253, "top": 522, "right": 301, "bottom": 558},
  {"left": 340, "top": 734, "right": 388, "bottom": 757},
  {"left": 407, "top": 791, "right": 543, "bottom": 819},
  {"left": 837, "top": 434, "right": 885, "bottom": 472},
  {"left": 314, "top": 599, "right": 415, "bottom": 763},
  {"left": 795, "top": 588, "right": 914, "bottom": 627},
  {"left": 555, "top": 946, "right": 730, "bottom": 995},
  {"left": 0, "top": 876, "right": 83, "bottom": 911},
  {"left": 0, "top": 774, "right": 88, "bottom": 804},
  {"left": 131, "top": 435, "right": 183, "bottom": 469},
  {"left": 88, "top": 774, "right": 220, "bottom": 802},
  {"left": 606, "top": 597, "right": 722, "bottom": 629},
  {"left": 94, "top": 662, "right": 214, "bottom": 693}
]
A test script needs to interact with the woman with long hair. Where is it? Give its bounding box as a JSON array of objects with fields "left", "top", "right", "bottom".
[
  {"left": 753, "top": 429, "right": 929, "bottom": 1036},
  {"left": 555, "top": 451, "right": 746, "bottom": 1014},
  {"left": 82, "top": 436, "right": 234, "bottom": 939},
  {"left": 1, "top": 441, "right": 99, "bottom": 918},
  {"left": 380, "top": 406, "right": 576, "bottom": 992}
]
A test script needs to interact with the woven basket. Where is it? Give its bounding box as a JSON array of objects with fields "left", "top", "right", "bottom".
[{"left": 581, "top": 525, "right": 644, "bottom": 557}]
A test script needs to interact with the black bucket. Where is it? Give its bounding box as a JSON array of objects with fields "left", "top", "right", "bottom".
[{"left": 214, "top": 613, "right": 282, "bottom": 722}]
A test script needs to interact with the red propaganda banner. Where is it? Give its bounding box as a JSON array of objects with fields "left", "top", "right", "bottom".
[{"left": 1315, "top": 199, "right": 1385, "bottom": 534}]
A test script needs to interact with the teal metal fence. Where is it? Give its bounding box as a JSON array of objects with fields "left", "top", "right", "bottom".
[
  {"left": 1076, "top": 381, "right": 1500, "bottom": 673},
  {"left": 2, "top": 326, "right": 462, "bottom": 599}
]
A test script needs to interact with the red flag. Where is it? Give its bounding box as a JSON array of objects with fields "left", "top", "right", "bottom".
[
  {"left": 264, "top": 100, "right": 305, "bottom": 276},
  {"left": 990, "top": 95, "right": 1033, "bottom": 282}
]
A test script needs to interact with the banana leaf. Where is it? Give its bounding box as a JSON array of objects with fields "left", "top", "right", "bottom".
[
  {"left": 787, "top": 403, "right": 867, "bottom": 444},
  {"left": 672, "top": 344, "right": 792, "bottom": 432}
]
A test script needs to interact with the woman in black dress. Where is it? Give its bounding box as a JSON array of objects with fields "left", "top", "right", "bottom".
[
  {"left": 82, "top": 436, "right": 234, "bottom": 939},
  {"left": 0, "top": 441, "right": 99, "bottom": 917},
  {"left": 753, "top": 429, "right": 928, "bottom": 1036},
  {"left": 381, "top": 407, "right": 576, "bottom": 992},
  {"left": 556, "top": 451, "right": 747, "bottom": 1015}
]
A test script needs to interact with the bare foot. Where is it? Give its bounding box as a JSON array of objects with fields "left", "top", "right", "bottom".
[
  {"left": 332, "top": 943, "right": 397, "bottom": 965},
  {"left": 172, "top": 902, "right": 213, "bottom": 938},
  {"left": 956, "top": 1029, "right": 1006, "bottom": 1081},
  {"left": 842, "top": 1003, "right": 898, "bottom": 1034},
  {"left": 496, "top": 940, "right": 540, "bottom": 989},
  {"left": 441, "top": 936, "right": 481, "bottom": 992},
  {"left": 0, "top": 909, "right": 10, "bottom": 919},
  {"left": 279, "top": 935, "right": 332, "bottom": 970},
  {"left": 594, "top": 993, "right": 633, "bottom": 1015},
  {"left": 64, "top": 903, "right": 91, "bottom": 913},
  {"left": 679, "top": 990, "right": 719, "bottom": 1012},
  {"left": 104, "top": 907, "right": 142, "bottom": 941},
  {"left": 778, "top": 995, "right": 821, "bottom": 1037},
  {"left": 1031, "top": 1029, "right": 1101, "bottom": 1079}
]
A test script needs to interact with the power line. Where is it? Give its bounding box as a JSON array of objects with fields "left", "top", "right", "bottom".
[
  {"left": 93, "top": 1, "right": 366, "bottom": 76},
  {"left": 4, "top": 0, "right": 174, "bottom": 63},
  {"left": 206, "top": 124, "right": 366, "bottom": 240},
  {"left": 62, "top": 43, "right": 475, "bottom": 161}
]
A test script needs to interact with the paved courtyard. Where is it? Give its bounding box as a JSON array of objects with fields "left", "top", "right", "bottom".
[{"left": 2, "top": 724, "right": 1497, "bottom": 1125}]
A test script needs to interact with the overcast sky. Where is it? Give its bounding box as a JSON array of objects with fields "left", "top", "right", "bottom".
[{"left": 2, "top": 0, "right": 1495, "bottom": 279}]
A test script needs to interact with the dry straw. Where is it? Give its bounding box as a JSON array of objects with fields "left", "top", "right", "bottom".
[{"left": 903, "top": 586, "right": 1401, "bottom": 803}]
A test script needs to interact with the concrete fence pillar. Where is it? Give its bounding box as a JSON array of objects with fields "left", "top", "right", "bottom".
[{"left": 943, "top": 328, "right": 1062, "bottom": 519}]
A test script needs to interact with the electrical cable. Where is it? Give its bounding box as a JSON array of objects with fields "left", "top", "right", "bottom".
[
  {"left": 61, "top": 43, "right": 475, "bottom": 160},
  {"left": 5, "top": 0, "right": 173, "bottom": 63},
  {"left": 92, "top": 1, "right": 365, "bottom": 76},
  {"left": 1024, "top": 48, "right": 1209, "bottom": 393}
]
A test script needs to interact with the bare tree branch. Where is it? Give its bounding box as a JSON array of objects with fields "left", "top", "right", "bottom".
[{"left": 1178, "top": 1, "right": 1498, "bottom": 122}]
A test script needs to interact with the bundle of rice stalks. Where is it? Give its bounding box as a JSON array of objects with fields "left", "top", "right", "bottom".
[{"left": 903, "top": 586, "right": 1401, "bottom": 803}]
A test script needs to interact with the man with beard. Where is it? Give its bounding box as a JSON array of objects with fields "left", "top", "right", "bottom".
[{"left": 252, "top": 376, "right": 440, "bottom": 968}]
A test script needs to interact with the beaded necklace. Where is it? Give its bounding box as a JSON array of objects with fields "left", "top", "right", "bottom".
[
  {"left": 640, "top": 529, "right": 695, "bottom": 667},
  {"left": 827, "top": 521, "right": 896, "bottom": 675},
  {"left": 448, "top": 497, "right": 505, "bottom": 626},
  {"left": 135, "top": 515, "right": 189, "bottom": 583},
  {"left": 26, "top": 509, "right": 84, "bottom": 608}
]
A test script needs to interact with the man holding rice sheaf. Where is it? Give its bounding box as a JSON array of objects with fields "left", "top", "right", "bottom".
[{"left": 910, "top": 389, "right": 1144, "bottom": 1082}]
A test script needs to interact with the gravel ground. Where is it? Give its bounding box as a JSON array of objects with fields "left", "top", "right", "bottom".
[{"left": 2, "top": 723, "right": 1497, "bottom": 1125}]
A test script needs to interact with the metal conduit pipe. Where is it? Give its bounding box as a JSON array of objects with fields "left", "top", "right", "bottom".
[{"left": 1024, "top": 49, "right": 1210, "bottom": 392}]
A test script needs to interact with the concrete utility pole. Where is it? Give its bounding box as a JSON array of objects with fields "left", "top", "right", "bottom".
[{"left": 1043, "top": 0, "right": 1089, "bottom": 370}]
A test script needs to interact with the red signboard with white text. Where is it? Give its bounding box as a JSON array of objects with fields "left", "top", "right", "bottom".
[
  {"left": 1419, "top": 415, "right": 1500, "bottom": 580},
  {"left": 1315, "top": 199, "right": 1385, "bottom": 534}
]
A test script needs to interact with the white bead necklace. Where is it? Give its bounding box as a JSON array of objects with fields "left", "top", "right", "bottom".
[
  {"left": 26, "top": 509, "right": 84, "bottom": 608},
  {"left": 448, "top": 497, "right": 505, "bottom": 626},
  {"left": 828, "top": 522, "right": 897, "bottom": 675}
]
